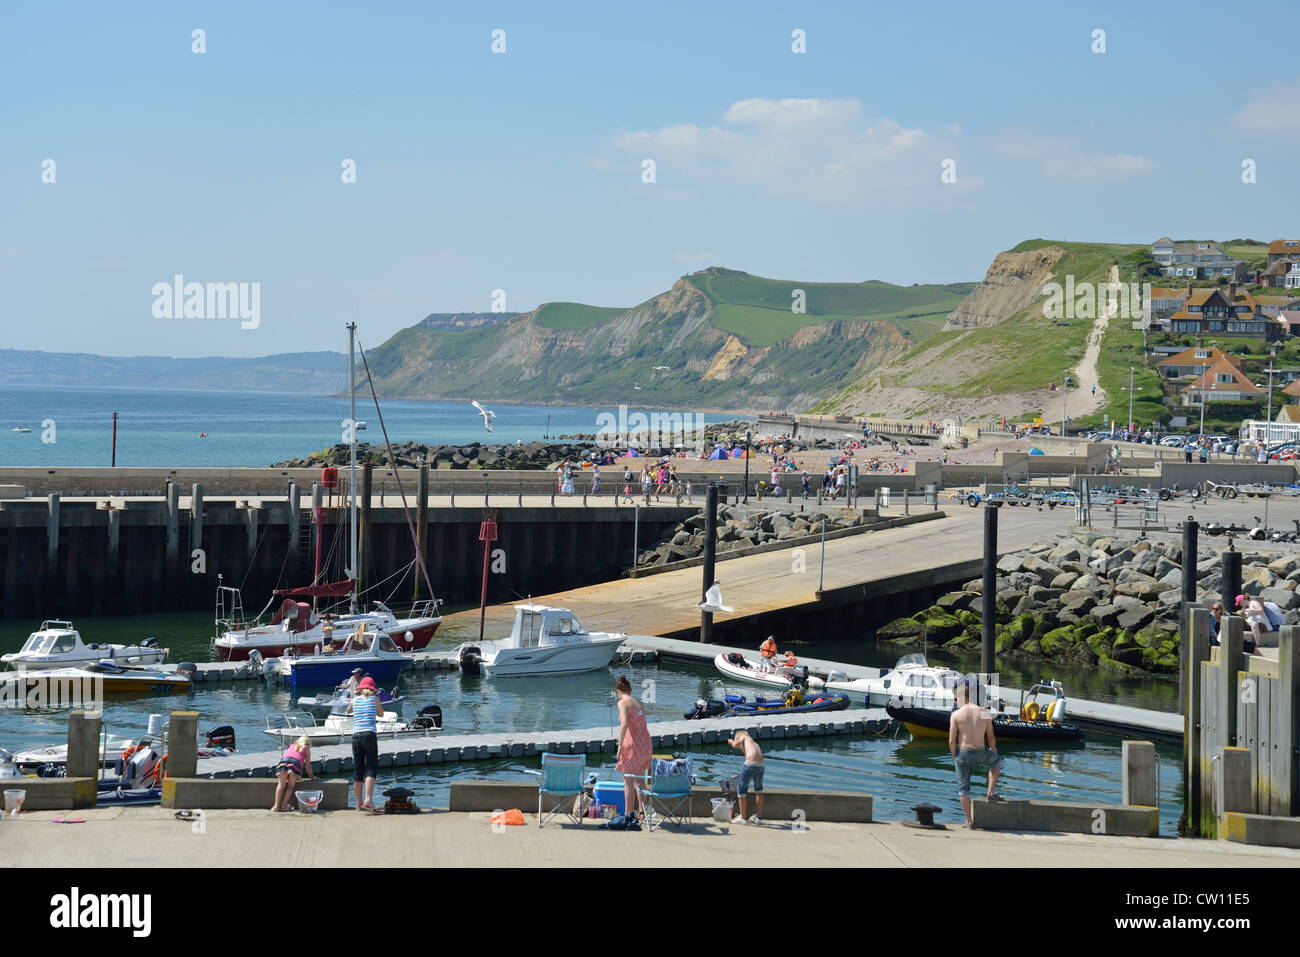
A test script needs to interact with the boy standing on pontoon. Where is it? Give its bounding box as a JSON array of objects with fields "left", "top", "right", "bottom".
[{"left": 949, "top": 676, "right": 1002, "bottom": 827}]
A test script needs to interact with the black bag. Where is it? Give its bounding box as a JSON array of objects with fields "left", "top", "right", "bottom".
[
  {"left": 719, "top": 775, "right": 739, "bottom": 801},
  {"left": 603, "top": 812, "right": 641, "bottom": 831}
]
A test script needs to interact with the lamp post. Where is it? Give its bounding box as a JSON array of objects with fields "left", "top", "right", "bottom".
[
  {"left": 1265, "top": 343, "right": 1279, "bottom": 426},
  {"left": 1062, "top": 374, "right": 1072, "bottom": 436},
  {"left": 743, "top": 430, "right": 751, "bottom": 503},
  {"left": 1122, "top": 366, "right": 1143, "bottom": 438}
]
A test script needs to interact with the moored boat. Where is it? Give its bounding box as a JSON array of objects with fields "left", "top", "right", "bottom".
[
  {"left": 262, "top": 705, "right": 442, "bottom": 747},
  {"left": 713, "top": 652, "right": 810, "bottom": 689},
  {"left": 456, "top": 604, "right": 624, "bottom": 677},
  {"left": 885, "top": 701, "right": 1086, "bottom": 744},
  {"left": 822, "top": 653, "right": 967, "bottom": 708},
  {"left": 2, "top": 620, "right": 166, "bottom": 672},
  {"left": 685, "top": 688, "right": 852, "bottom": 719},
  {"left": 0, "top": 660, "right": 192, "bottom": 697},
  {"left": 267, "top": 624, "right": 411, "bottom": 687}
]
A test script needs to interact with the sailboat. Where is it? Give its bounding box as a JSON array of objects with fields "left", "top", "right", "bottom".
[{"left": 210, "top": 322, "right": 442, "bottom": 661}]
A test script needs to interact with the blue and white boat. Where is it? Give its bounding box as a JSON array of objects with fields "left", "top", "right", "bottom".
[{"left": 270, "top": 625, "right": 411, "bottom": 687}]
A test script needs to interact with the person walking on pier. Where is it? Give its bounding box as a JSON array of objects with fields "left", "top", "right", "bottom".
[
  {"left": 727, "top": 730, "right": 764, "bottom": 825},
  {"left": 271, "top": 735, "right": 313, "bottom": 812},
  {"left": 615, "top": 674, "right": 652, "bottom": 822},
  {"left": 347, "top": 677, "right": 384, "bottom": 812},
  {"left": 950, "top": 676, "right": 1002, "bottom": 828},
  {"left": 591, "top": 466, "right": 601, "bottom": 496}
]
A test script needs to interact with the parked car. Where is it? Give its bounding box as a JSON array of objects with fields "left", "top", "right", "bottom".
[{"left": 1160, "top": 435, "right": 1187, "bottom": 447}]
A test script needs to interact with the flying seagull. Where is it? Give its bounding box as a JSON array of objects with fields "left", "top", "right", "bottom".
[
  {"left": 652, "top": 365, "right": 670, "bottom": 371},
  {"left": 470, "top": 400, "right": 497, "bottom": 433},
  {"left": 697, "top": 581, "right": 733, "bottom": 614}
]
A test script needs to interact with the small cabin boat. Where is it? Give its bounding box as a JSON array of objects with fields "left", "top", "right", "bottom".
[
  {"left": 269, "top": 624, "right": 411, "bottom": 687},
  {"left": 262, "top": 705, "right": 441, "bottom": 747},
  {"left": 456, "top": 604, "right": 624, "bottom": 677},
  {"left": 2, "top": 621, "right": 166, "bottom": 672}
]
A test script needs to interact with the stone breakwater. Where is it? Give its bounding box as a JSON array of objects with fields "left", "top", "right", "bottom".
[
  {"left": 637, "top": 504, "right": 864, "bottom": 568},
  {"left": 274, "top": 440, "right": 602, "bottom": 470},
  {"left": 876, "top": 532, "right": 1300, "bottom": 678}
]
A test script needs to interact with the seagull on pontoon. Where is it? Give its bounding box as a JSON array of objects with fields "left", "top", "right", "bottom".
[
  {"left": 697, "top": 581, "right": 733, "bottom": 614},
  {"left": 470, "top": 400, "right": 496, "bottom": 433}
]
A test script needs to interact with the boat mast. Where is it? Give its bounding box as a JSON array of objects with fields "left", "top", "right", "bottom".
[{"left": 348, "top": 321, "right": 358, "bottom": 615}]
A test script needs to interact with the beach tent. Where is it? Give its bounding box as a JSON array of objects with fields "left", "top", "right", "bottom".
[
  {"left": 709, "top": 447, "right": 727, "bottom": 460},
  {"left": 1029, "top": 447, "right": 1045, "bottom": 455},
  {"left": 730, "top": 448, "right": 746, "bottom": 458},
  {"left": 625, "top": 448, "right": 640, "bottom": 457}
]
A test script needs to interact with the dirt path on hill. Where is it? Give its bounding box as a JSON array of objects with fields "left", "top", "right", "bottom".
[{"left": 1062, "top": 264, "right": 1116, "bottom": 423}]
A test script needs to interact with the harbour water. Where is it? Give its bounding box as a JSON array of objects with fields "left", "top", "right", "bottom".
[
  {"left": 0, "top": 609, "right": 1185, "bottom": 832},
  {"left": 0, "top": 385, "right": 736, "bottom": 469}
]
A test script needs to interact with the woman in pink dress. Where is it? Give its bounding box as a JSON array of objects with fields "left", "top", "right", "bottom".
[{"left": 615, "top": 674, "right": 652, "bottom": 820}]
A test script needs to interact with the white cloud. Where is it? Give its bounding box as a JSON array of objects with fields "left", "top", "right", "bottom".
[
  {"left": 990, "top": 129, "right": 1157, "bottom": 181},
  {"left": 604, "top": 98, "right": 955, "bottom": 202},
  {"left": 1232, "top": 78, "right": 1300, "bottom": 134}
]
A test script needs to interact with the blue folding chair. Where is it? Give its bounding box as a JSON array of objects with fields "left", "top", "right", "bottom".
[
  {"left": 629, "top": 757, "right": 694, "bottom": 831},
  {"left": 532, "top": 753, "right": 587, "bottom": 828}
]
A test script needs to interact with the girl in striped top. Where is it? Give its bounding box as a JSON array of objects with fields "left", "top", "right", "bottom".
[{"left": 347, "top": 677, "right": 384, "bottom": 811}]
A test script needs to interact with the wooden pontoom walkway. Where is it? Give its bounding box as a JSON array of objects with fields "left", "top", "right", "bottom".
[{"left": 194, "top": 708, "right": 889, "bottom": 778}]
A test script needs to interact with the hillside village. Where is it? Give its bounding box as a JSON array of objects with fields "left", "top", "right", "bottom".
[{"left": 1138, "top": 238, "right": 1300, "bottom": 439}]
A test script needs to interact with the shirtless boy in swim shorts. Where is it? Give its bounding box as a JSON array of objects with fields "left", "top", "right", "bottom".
[{"left": 949, "top": 676, "right": 1002, "bottom": 828}]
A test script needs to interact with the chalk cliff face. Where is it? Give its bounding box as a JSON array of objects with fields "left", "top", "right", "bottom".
[
  {"left": 363, "top": 276, "right": 914, "bottom": 410},
  {"left": 942, "top": 246, "right": 1066, "bottom": 330}
]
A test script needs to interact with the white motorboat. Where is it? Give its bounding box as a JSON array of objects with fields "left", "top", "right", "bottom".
[
  {"left": 2, "top": 621, "right": 167, "bottom": 671},
  {"left": 12, "top": 427, "right": 32, "bottom": 433},
  {"left": 262, "top": 705, "right": 442, "bottom": 747},
  {"left": 714, "top": 651, "right": 811, "bottom": 689},
  {"left": 456, "top": 604, "right": 625, "bottom": 677},
  {"left": 821, "top": 653, "right": 966, "bottom": 708}
]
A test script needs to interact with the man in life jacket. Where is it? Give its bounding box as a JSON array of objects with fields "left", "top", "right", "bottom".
[{"left": 758, "top": 636, "right": 777, "bottom": 673}]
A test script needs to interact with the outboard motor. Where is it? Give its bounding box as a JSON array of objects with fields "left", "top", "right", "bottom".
[
  {"left": 205, "top": 725, "right": 236, "bottom": 752},
  {"left": 141, "top": 637, "right": 158, "bottom": 648},
  {"left": 458, "top": 645, "right": 481, "bottom": 676},
  {"left": 412, "top": 705, "right": 442, "bottom": 731},
  {"left": 177, "top": 662, "right": 198, "bottom": 679},
  {"left": 36, "top": 762, "right": 67, "bottom": 778},
  {"left": 683, "top": 698, "right": 726, "bottom": 720}
]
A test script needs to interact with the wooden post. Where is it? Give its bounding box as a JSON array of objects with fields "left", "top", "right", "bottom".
[
  {"left": 981, "top": 505, "right": 998, "bottom": 675},
  {"left": 1278, "top": 624, "right": 1300, "bottom": 815},
  {"left": 190, "top": 483, "right": 203, "bottom": 554},
  {"left": 245, "top": 505, "right": 258, "bottom": 557},
  {"left": 360, "top": 462, "right": 373, "bottom": 603},
  {"left": 1184, "top": 606, "right": 1210, "bottom": 835},
  {"left": 415, "top": 463, "right": 428, "bottom": 601},
  {"left": 1221, "top": 615, "right": 1244, "bottom": 750},
  {"left": 66, "top": 711, "right": 102, "bottom": 780},
  {"left": 287, "top": 481, "right": 300, "bottom": 554},
  {"left": 701, "top": 484, "right": 718, "bottom": 644},
  {"left": 1217, "top": 746, "right": 1254, "bottom": 820},
  {"left": 165, "top": 482, "right": 179, "bottom": 566},
  {"left": 47, "top": 492, "right": 60, "bottom": 564}
]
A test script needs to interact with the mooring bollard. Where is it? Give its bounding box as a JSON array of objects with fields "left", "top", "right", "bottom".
[{"left": 518, "top": 483, "right": 523, "bottom": 507}]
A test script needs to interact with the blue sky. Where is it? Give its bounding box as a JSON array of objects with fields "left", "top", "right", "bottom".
[{"left": 2, "top": 0, "right": 1298, "bottom": 358}]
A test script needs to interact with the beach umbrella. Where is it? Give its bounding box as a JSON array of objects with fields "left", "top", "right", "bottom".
[{"left": 1029, "top": 447, "right": 1045, "bottom": 455}]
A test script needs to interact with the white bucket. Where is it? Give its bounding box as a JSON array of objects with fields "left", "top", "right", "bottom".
[
  {"left": 147, "top": 713, "right": 163, "bottom": 736},
  {"left": 296, "top": 790, "right": 324, "bottom": 813},
  {"left": 711, "top": 797, "right": 733, "bottom": 824},
  {"left": 4, "top": 788, "right": 26, "bottom": 816}
]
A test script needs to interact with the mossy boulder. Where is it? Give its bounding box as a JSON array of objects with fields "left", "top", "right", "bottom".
[
  {"left": 957, "top": 610, "right": 981, "bottom": 629},
  {"left": 945, "top": 634, "right": 981, "bottom": 653},
  {"left": 1086, "top": 632, "right": 1112, "bottom": 657},
  {"left": 877, "top": 618, "right": 925, "bottom": 642},
  {"left": 1039, "top": 627, "right": 1076, "bottom": 657},
  {"left": 1098, "top": 653, "right": 1150, "bottom": 677},
  {"left": 917, "top": 615, "right": 965, "bottom": 642},
  {"left": 995, "top": 630, "right": 1019, "bottom": 654},
  {"left": 1019, "top": 638, "right": 1042, "bottom": 657},
  {"left": 1074, "top": 621, "right": 1099, "bottom": 639}
]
